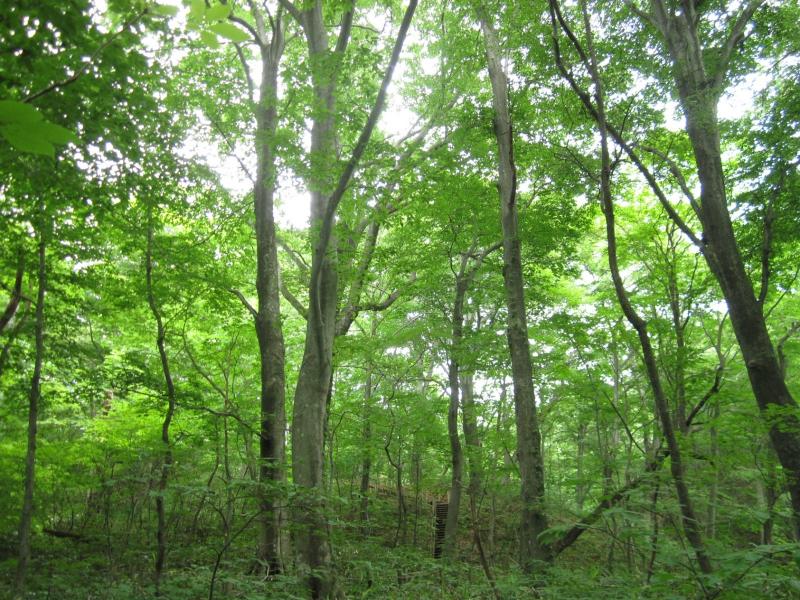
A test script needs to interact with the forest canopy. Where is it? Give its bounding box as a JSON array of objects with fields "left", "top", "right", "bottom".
[{"left": 1, "top": 0, "right": 800, "bottom": 598}]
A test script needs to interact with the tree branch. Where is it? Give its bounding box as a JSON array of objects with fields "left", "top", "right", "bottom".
[
  {"left": 281, "top": 281, "right": 308, "bottom": 319},
  {"left": 638, "top": 144, "right": 700, "bottom": 217},
  {"left": 0, "top": 250, "right": 24, "bottom": 334},
  {"left": 276, "top": 0, "right": 302, "bottom": 24},
  {"left": 307, "top": 0, "right": 418, "bottom": 350},
  {"left": 24, "top": 9, "right": 145, "bottom": 103},
  {"left": 712, "top": 0, "right": 766, "bottom": 92},
  {"left": 549, "top": 0, "right": 704, "bottom": 251},
  {"left": 229, "top": 288, "right": 257, "bottom": 319},
  {"left": 235, "top": 42, "right": 255, "bottom": 103}
]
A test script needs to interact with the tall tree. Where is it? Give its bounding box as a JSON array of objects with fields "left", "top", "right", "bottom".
[
  {"left": 277, "top": 0, "right": 418, "bottom": 594},
  {"left": 230, "top": 3, "right": 290, "bottom": 574},
  {"left": 475, "top": 1, "right": 552, "bottom": 570},
  {"left": 13, "top": 212, "right": 45, "bottom": 600},
  {"left": 144, "top": 204, "right": 177, "bottom": 594}
]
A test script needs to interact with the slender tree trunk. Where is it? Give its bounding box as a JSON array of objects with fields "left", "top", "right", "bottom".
[
  {"left": 476, "top": 3, "right": 551, "bottom": 570},
  {"left": 146, "top": 208, "right": 177, "bottom": 595},
  {"left": 442, "top": 277, "right": 466, "bottom": 558},
  {"left": 384, "top": 432, "right": 406, "bottom": 547},
  {"left": 460, "top": 372, "right": 482, "bottom": 517},
  {"left": 443, "top": 355, "right": 463, "bottom": 557},
  {"left": 461, "top": 372, "right": 499, "bottom": 597},
  {"left": 13, "top": 231, "right": 45, "bottom": 600},
  {"left": 359, "top": 361, "right": 373, "bottom": 536},
  {"left": 706, "top": 399, "right": 719, "bottom": 540},
  {"left": 646, "top": 481, "right": 660, "bottom": 585},
  {"left": 412, "top": 444, "right": 421, "bottom": 546},
  {"left": 253, "top": 38, "right": 288, "bottom": 576},
  {"left": 575, "top": 423, "right": 587, "bottom": 513},
  {"left": 580, "top": 1, "right": 713, "bottom": 576}
]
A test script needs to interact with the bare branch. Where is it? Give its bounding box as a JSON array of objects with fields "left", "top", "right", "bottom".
[
  {"left": 277, "top": 236, "right": 309, "bottom": 278},
  {"left": 549, "top": 1, "right": 703, "bottom": 251},
  {"left": 638, "top": 144, "right": 700, "bottom": 216},
  {"left": 334, "top": 6, "right": 355, "bottom": 57},
  {"left": 713, "top": 0, "right": 766, "bottom": 92},
  {"left": 207, "top": 113, "right": 255, "bottom": 184},
  {"left": 229, "top": 288, "right": 257, "bottom": 319},
  {"left": 276, "top": 0, "right": 302, "bottom": 24},
  {"left": 308, "top": 0, "right": 418, "bottom": 348},
  {"left": 183, "top": 337, "right": 227, "bottom": 400},
  {"left": 234, "top": 44, "right": 255, "bottom": 103},
  {"left": 245, "top": 0, "right": 267, "bottom": 44},
  {"left": 623, "top": 0, "right": 656, "bottom": 28},
  {"left": 230, "top": 15, "right": 263, "bottom": 46},
  {"left": 281, "top": 281, "right": 308, "bottom": 319},
  {"left": 0, "top": 250, "right": 24, "bottom": 334}
]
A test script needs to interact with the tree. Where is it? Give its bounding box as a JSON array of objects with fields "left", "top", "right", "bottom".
[{"left": 476, "top": 0, "right": 552, "bottom": 570}]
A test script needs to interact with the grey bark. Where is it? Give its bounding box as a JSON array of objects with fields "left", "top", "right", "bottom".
[
  {"left": 278, "top": 1, "right": 418, "bottom": 595},
  {"left": 476, "top": 2, "right": 551, "bottom": 570},
  {"left": 252, "top": 16, "right": 288, "bottom": 574},
  {"left": 461, "top": 371, "right": 500, "bottom": 598},
  {"left": 359, "top": 366, "right": 372, "bottom": 535},
  {"left": 442, "top": 243, "right": 500, "bottom": 558},
  {"left": 442, "top": 270, "right": 466, "bottom": 559}
]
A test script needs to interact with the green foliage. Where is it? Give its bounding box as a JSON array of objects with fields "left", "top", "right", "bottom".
[
  {"left": 0, "top": 99, "right": 77, "bottom": 157},
  {"left": 2, "top": 0, "right": 800, "bottom": 598}
]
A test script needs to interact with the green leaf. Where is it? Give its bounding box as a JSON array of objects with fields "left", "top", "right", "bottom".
[
  {"left": 188, "top": 0, "right": 205, "bottom": 23},
  {"left": 34, "top": 121, "right": 79, "bottom": 144},
  {"left": 205, "top": 4, "right": 230, "bottom": 21},
  {"left": 208, "top": 22, "right": 250, "bottom": 43},
  {"left": 200, "top": 30, "right": 220, "bottom": 49},
  {"left": 0, "top": 100, "right": 44, "bottom": 125},
  {"left": 150, "top": 4, "right": 179, "bottom": 17},
  {"left": 1, "top": 124, "right": 54, "bottom": 157}
]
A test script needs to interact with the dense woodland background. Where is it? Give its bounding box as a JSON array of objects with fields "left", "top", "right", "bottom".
[{"left": 1, "top": 0, "right": 800, "bottom": 598}]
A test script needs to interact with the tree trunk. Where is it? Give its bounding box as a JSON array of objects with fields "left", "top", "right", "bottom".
[
  {"left": 253, "top": 37, "right": 288, "bottom": 576},
  {"left": 146, "top": 208, "right": 177, "bottom": 595},
  {"left": 286, "top": 2, "right": 417, "bottom": 594},
  {"left": 443, "top": 331, "right": 464, "bottom": 558},
  {"left": 681, "top": 84, "right": 800, "bottom": 540},
  {"left": 461, "top": 372, "right": 499, "bottom": 597},
  {"left": 359, "top": 361, "right": 373, "bottom": 536},
  {"left": 579, "top": 0, "right": 713, "bottom": 576},
  {"left": 13, "top": 231, "right": 45, "bottom": 600},
  {"left": 706, "top": 399, "right": 719, "bottom": 539},
  {"left": 460, "top": 372, "right": 482, "bottom": 517},
  {"left": 642, "top": 0, "right": 800, "bottom": 538},
  {"left": 476, "top": 3, "right": 551, "bottom": 570}
]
